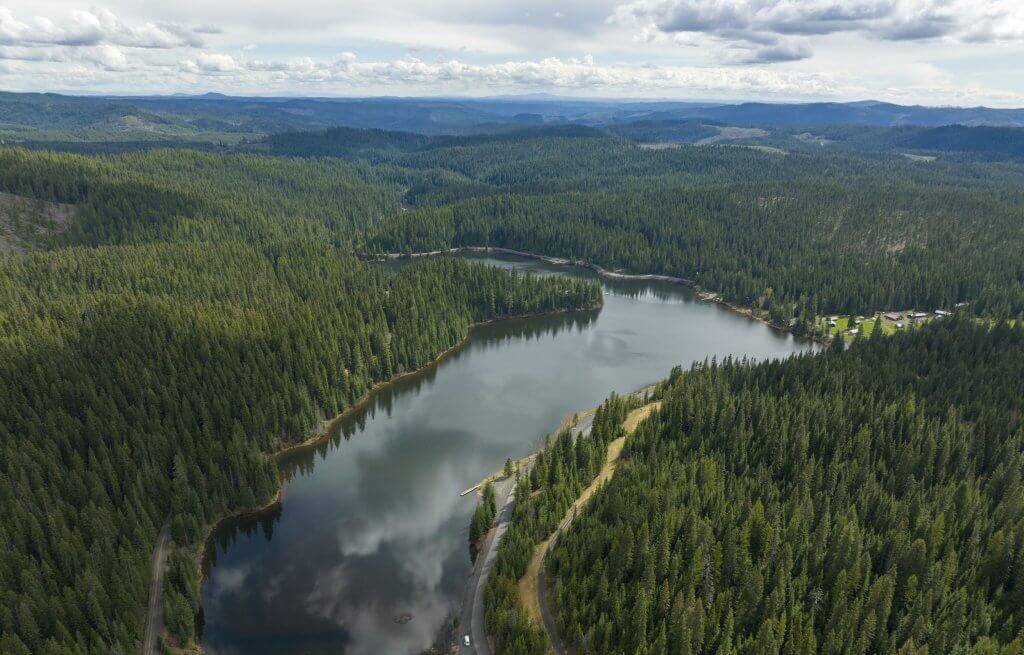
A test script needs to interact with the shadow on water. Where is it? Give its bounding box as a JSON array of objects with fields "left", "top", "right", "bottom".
[
  {"left": 202, "top": 306, "right": 600, "bottom": 576},
  {"left": 200, "top": 253, "right": 815, "bottom": 655}
]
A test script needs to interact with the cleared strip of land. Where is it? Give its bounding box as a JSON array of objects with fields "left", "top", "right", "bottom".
[
  {"left": 142, "top": 521, "right": 170, "bottom": 655},
  {"left": 519, "top": 401, "right": 661, "bottom": 652}
]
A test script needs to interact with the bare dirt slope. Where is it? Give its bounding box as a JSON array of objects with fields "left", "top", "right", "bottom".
[{"left": 0, "top": 192, "right": 78, "bottom": 252}]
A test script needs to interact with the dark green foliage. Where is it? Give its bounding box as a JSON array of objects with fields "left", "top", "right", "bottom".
[
  {"left": 549, "top": 319, "right": 1024, "bottom": 654},
  {"left": 470, "top": 483, "right": 499, "bottom": 558},
  {"left": 484, "top": 394, "right": 638, "bottom": 655},
  {"left": 7, "top": 119, "right": 1024, "bottom": 655},
  {"left": 257, "top": 126, "right": 431, "bottom": 158},
  {"left": 897, "top": 125, "right": 1024, "bottom": 161},
  {"left": 0, "top": 147, "right": 600, "bottom": 654},
  {"left": 163, "top": 551, "right": 199, "bottom": 643},
  {"left": 0, "top": 147, "right": 404, "bottom": 247},
  {"left": 254, "top": 125, "right": 604, "bottom": 161},
  {"left": 364, "top": 140, "right": 1024, "bottom": 316},
  {"left": 606, "top": 119, "right": 721, "bottom": 144}
]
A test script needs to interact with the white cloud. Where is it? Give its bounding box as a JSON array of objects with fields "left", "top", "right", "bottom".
[
  {"left": 0, "top": 41, "right": 131, "bottom": 70},
  {"left": 208, "top": 52, "right": 840, "bottom": 97},
  {"left": 85, "top": 43, "right": 129, "bottom": 70},
  {"left": 0, "top": 2, "right": 1023, "bottom": 105},
  {"left": 731, "top": 41, "right": 812, "bottom": 64},
  {"left": 183, "top": 51, "right": 238, "bottom": 73},
  {"left": 0, "top": 7, "right": 208, "bottom": 49},
  {"left": 9, "top": 44, "right": 1024, "bottom": 106},
  {"left": 611, "top": 0, "right": 1024, "bottom": 63},
  {"left": 0, "top": 45, "right": 68, "bottom": 62}
]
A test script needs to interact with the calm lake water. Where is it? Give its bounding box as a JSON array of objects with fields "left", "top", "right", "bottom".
[{"left": 200, "top": 254, "right": 815, "bottom": 655}]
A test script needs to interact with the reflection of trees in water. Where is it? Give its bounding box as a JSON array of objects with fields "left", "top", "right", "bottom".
[
  {"left": 205, "top": 307, "right": 599, "bottom": 565},
  {"left": 601, "top": 278, "right": 694, "bottom": 303},
  {"left": 392, "top": 252, "right": 696, "bottom": 305},
  {"left": 470, "top": 307, "right": 599, "bottom": 350},
  {"left": 203, "top": 502, "right": 282, "bottom": 578},
  {"left": 455, "top": 252, "right": 696, "bottom": 304}
]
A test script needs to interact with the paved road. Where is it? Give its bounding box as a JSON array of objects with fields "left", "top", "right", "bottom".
[
  {"left": 455, "top": 411, "right": 594, "bottom": 655},
  {"left": 460, "top": 474, "right": 516, "bottom": 655},
  {"left": 569, "top": 412, "right": 594, "bottom": 440},
  {"left": 142, "top": 521, "right": 171, "bottom": 655},
  {"left": 458, "top": 475, "right": 517, "bottom": 655}
]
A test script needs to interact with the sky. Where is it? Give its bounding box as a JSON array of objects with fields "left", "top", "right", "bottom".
[{"left": 3, "top": 1, "right": 1024, "bottom": 106}]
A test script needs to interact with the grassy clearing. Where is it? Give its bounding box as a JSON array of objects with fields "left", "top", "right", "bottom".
[
  {"left": 816, "top": 314, "right": 894, "bottom": 339},
  {"left": 0, "top": 192, "right": 79, "bottom": 252},
  {"left": 815, "top": 309, "right": 1016, "bottom": 342},
  {"left": 518, "top": 402, "right": 662, "bottom": 632},
  {"left": 814, "top": 311, "right": 955, "bottom": 340}
]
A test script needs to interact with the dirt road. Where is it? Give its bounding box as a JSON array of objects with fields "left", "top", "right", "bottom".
[
  {"left": 532, "top": 402, "right": 660, "bottom": 655},
  {"left": 142, "top": 521, "right": 170, "bottom": 655}
]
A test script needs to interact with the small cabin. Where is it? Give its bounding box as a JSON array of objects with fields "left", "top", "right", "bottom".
[
  {"left": 935, "top": 310, "right": 951, "bottom": 317},
  {"left": 884, "top": 312, "right": 901, "bottom": 321}
]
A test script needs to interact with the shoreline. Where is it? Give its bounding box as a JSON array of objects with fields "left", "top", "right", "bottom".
[
  {"left": 364, "top": 246, "right": 694, "bottom": 285},
  {"left": 362, "top": 246, "right": 827, "bottom": 345},
  {"left": 183, "top": 249, "right": 804, "bottom": 650},
  {"left": 186, "top": 301, "right": 602, "bottom": 651},
  {"left": 460, "top": 385, "right": 657, "bottom": 654}
]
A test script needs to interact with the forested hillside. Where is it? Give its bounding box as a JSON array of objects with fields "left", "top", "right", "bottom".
[
  {"left": 0, "top": 148, "right": 404, "bottom": 246},
  {"left": 897, "top": 125, "right": 1024, "bottom": 161},
  {"left": 547, "top": 320, "right": 1024, "bottom": 654},
  {"left": 6, "top": 117, "right": 1024, "bottom": 655},
  {"left": 4, "top": 92, "right": 1024, "bottom": 144},
  {"left": 357, "top": 134, "right": 1024, "bottom": 318},
  {"left": 484, "top": 394, "right": 639, "bottom": 654},
  {"left": 0, "top": 147, "right": 600, "bottom": 654}
]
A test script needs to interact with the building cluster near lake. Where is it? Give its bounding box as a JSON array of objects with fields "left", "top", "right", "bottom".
[{"left": 821, "top": 306, "right": 962, "bottom": 339}]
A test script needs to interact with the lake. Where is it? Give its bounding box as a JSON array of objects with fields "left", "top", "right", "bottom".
[{"left": 200, "top": 253, "right": 815, "bottom": 655}]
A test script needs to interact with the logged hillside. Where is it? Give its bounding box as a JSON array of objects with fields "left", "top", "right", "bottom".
[
  {"left": 547, "top": 320, "right": 1024, "bottom": 654},
  {"left": 0, "top": 192, "right": 78, "bottom": 252},
  {"left": 0, "top": 147, "right": 600, "bottom": 654}
]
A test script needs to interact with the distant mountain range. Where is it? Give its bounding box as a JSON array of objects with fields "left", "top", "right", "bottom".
[
  {"left": 632, "top": 100, "right": 1024, "bottom": 128},
  {"left": 3, "top": 91, "right": 1024, "bottom": 161},
  {"left": 4, "top": 91, "right": 1024, "bottom": 142}
]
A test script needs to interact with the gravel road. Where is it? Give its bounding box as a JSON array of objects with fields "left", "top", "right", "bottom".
[{"left": 142, "top": 521, "right": 170, "bottom": 655}]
